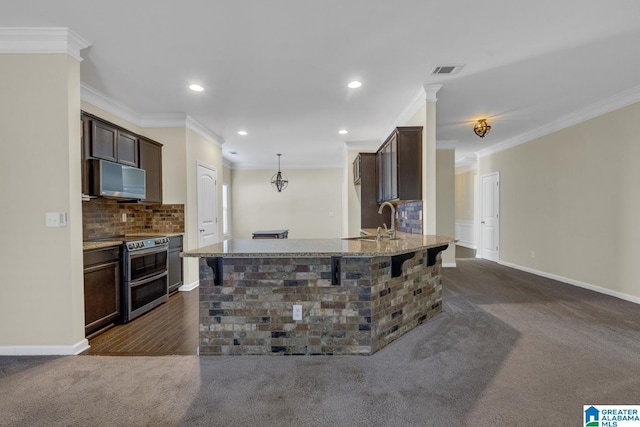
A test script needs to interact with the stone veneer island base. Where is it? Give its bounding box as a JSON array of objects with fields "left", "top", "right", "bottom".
[{"left": 183, "top": 233, "right": 453, "bottom": 356}]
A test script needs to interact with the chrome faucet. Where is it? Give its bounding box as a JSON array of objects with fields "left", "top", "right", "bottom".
[{"left": 378, "top": 201, "right": 396, "bottom": 239}]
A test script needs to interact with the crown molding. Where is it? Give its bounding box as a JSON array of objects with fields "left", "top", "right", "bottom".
[
  {"left": 386, "top": 83, "right": 444, "bottom": 141},
  {"left": 140, "top": 113, "right": 188, "bottom": 128},
  {"left": 0, "top": 27, "right": 90, "bottom": 62},
  {"left": 81, "top": 82, "right": 224, "bottom": 146},
  {"left": 388, "top": 86, "right": 428, "bottom": 137},
  {"left": 81, "top": 83, "right": 143, "bottom": 125},
  {"left": 476, "top": 84, "right": 640, "bottom": 158},
  {"left": 185, "top": 116, "right": 224, "bottom": 147},
  {"left": 344, "top": 140, "right": 380, "bottom": 152}
]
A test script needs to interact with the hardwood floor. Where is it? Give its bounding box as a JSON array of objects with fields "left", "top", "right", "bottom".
[
  {"left": 455, "top": 244, "right": 476, "bottom": 259},
  {"left": 86, "top": 289, "right": 199, "bottom": 356}
]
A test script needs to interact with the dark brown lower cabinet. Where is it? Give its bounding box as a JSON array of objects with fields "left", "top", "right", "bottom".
[
  {"left": 83, "top": 246, "right": 121, "bottom": 337},
  {"left": 168, "top": 235, "right": 183, "bottom": 293}
]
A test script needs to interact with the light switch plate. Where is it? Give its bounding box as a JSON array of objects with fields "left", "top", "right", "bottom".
[{"left": 46, "top": 212, "right": 67, "bottom": 228}]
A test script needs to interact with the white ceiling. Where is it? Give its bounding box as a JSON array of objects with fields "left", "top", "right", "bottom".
[{"left": 3, "top": 0, "right": 640, "bottom": 169}]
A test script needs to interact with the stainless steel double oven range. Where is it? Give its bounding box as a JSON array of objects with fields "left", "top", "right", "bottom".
[{"left": 122, "top": 236, "right": 169, "bottom": 322}]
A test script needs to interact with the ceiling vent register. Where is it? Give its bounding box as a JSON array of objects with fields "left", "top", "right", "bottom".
[{"left": 431, "top": 65, "right": 464, "bottom": 75}]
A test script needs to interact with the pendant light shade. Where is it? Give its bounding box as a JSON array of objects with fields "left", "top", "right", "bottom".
[{"left": 270, "top": 154, "right": 289, "bottom": 192}]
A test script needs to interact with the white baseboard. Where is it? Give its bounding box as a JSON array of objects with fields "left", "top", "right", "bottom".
[
  {"left": 0, "top": 339, "right": 90, "bottom": 356},
  {"left": 179, "top": 280, "right": 199, "bottom": 292},
  {"left": 498, "top": 261, "right": 640, "bottom": 305},
  {"left": 443, "top": 262, "right": 457, "bottom": 268}
]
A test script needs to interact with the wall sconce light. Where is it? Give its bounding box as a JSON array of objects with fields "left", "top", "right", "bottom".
[
  {"left": 270, "top": 154, "right": 289, "bottom": 192},
  {"left": 474, "top": 119, "right": 491, "bottom": 138}
]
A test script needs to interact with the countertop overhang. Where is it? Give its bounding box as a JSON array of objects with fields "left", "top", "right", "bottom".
[{"left": 182, "top": 232, "right": 454, "bottom": 258}]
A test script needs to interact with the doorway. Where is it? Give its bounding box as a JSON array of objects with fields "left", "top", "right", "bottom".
[
  {"left": 197, "top": 162, "right": 219, "bottom": 248},
  {"left": 479, "top": 171, "right": 500, "bottom": 261}
]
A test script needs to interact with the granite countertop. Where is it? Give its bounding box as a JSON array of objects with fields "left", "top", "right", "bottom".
[
  {"left": 182, "top": 231, "right": 454, "bottom": 258},
  {"left": 83, "top": 240, "right": 123, "bottom": 251},
  {"left": 82, "top": 232, "right": 184, "bottom": 251}
]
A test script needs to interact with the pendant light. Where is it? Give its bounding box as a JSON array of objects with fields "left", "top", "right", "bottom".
[
  {"left": 270, "top": 154, "right": 289, "bottom": 192},
  {"left": 473, "top": 119, "right": 491, "bottom": 138}
]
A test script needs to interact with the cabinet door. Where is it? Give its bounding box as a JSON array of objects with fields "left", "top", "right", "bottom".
[
  {"left": 84, "top": 260, "right": 121, "bottom": 336},
  {"left": 91, "top": 120, "right": 117, "bottom": 162},
  {"left": 168, "top": 249, "right": 183, "bottom": 293},
  {"left": 376, "top": 150, "right": 384, "bottom": 203},
  {"left": 353, "top": 154, "right": 361, "bottom": 185},
  {"left": 168, "top": 236, "right": 183, "bottom": 293},
  {"left": 116, "top": 131, "right": 138, "bottom": 166},
  {"left": 139, "top": 138, "right": 163, "bottom": 203},
  {"left": 382, "top": 141, "right": 393, "bottom": 201},
  {"left": 81, "top": 115, "right": 91, "bottom": 195},
  {"left": 389, "top": 134, "right": 398, "bottom": 200}
]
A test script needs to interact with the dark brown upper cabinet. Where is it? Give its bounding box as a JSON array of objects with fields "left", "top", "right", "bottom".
[
  {"left": 81, "top": 115, "right": 91, "bottom": 196},
  {"left": 90, "top": 119, "right": 138, "bottom": 167},
  {"left": 138, "top": 137, "right": 163, "bottom": 204},
  {"left": 353, "top": 153, "right": 362, "bottom": 185},
  {"left": 376, "top": 126, "right": 422, "bottom": 203}
]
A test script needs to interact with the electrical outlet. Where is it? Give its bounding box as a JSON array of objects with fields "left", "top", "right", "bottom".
[
  {"left": 122, "top": 213, "right": 127, "bottom": 222},
  {"left": 293, "top": 305, "right": 302, "bottom": 321},
  {"left": 530, "top": 251, "right": 535, "bottom": 258}
]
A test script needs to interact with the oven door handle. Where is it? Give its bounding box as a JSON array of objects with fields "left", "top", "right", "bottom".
[
  {"left": 128, "top": 246, "right": 169, "bottom": 258},
  {"left": 130, "top": 271, "right": 168, "bottom": 288}
]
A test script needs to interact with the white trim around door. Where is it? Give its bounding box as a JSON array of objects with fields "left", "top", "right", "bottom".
[{"left": 479, "top": 171, "right": 500, "bottom": 261}]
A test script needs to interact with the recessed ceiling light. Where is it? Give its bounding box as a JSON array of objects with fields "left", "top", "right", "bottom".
[
  {"left": 347, "top": 81, "right": 362, "bottom": 89},
  {"left": 189, "top": 84, "right": 204, "bottom": 92},
  {"left": 237, "top": 130, "right": 248, "bottom": 136},
  {"left": 339, "top": 129, "right": 348, "bottom": 135}
]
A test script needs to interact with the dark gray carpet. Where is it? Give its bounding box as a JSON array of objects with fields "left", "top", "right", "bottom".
[{"left": 2, "top": 259, "right": 640, "bottom": 426}]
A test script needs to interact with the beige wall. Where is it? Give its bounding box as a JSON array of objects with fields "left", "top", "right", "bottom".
[
  {"left": 185, "top": 129, "right": 224, "bottom": 284},
  {"left": 0, "top": 54, "right": 85, "bottom": 352},
  {"left": 345, "top": 149, "right": 363, "bottom": 237},
  {"left": 231, "top": 168, "right": 343, "bottom": 239},
  {"left": 436, "top": 150, "right": 456, "bottom": 265},
  {"left": 479, "top": 100, "right": 640, "bottom": 300},
  {"left": 455, "top": 170, "right": 475, "bottom": 221}
]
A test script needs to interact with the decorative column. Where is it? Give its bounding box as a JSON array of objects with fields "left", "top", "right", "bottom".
[{"left": 422, "top": 84, "right": 442, "bottom": 235}]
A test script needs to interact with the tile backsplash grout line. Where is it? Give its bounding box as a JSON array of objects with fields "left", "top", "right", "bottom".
[{"left": 82, "top": 199, "right": 185, "bottom": 239}]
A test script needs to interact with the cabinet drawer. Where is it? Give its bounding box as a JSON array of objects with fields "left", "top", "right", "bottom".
[{"left": 83, "top": 246, "right": 121, "bottom": 267}]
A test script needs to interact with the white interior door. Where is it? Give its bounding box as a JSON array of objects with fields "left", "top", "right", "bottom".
[
  {"left": 197, "top": 162, "right": 218, "bottom": 247},
  {"left": 480, "top": 172, "right": 500, "bottom": 261}
]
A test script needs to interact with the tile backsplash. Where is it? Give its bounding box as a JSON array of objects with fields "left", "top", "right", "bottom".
[
  {"left": 396, "top": 200, "right": 422, "bottom": 234},
  {"left": 82, "top": 198, "right": 184, "bottom": 239}
]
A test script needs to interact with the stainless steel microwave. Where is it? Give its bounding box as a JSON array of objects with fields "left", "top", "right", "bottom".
[{"left": 91, "top": 159, "right": 146, "bottom": 200}]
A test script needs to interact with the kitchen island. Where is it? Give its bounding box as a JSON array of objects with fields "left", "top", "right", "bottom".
[{"left": 182, "top": 232, "right": 453, "bottom": 355}]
